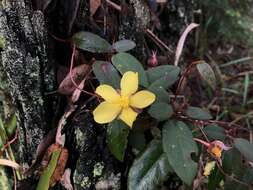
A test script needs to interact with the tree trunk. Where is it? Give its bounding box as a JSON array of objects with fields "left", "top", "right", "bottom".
[{"left": 0, "top": 0, "right": 193, "bottom": 189}]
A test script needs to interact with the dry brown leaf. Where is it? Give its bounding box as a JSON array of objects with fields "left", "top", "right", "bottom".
[
  {"left": 174, "top": 23, "right": 199, "bottom": 66},
  {"left": 0, "top": 158, "right": 20, "bottom": 169},
  {"left": 39, "top": 143, "right": 69, "bottom": 187},
  {"left": 55, "top": 105, "right": 76, "bottom": 146},
  {"left": 90, "top": 0, "right": 101, "bottom": 16},
  {"left": 58, "top": 64, "right": 90, "bottom": 95},
  {"left": 50, "top": 148, "right": 69, "bottom": 187}
]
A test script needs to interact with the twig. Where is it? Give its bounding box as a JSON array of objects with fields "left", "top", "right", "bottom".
[
  {"left": 105, "top": 0, "right": 121, "bottom": 11},
  {"left": 146, "top": 29, "right": 173, "bottom": 53},
  {"left": 175, "top": 60, "right": 202, "bottom": 95}
]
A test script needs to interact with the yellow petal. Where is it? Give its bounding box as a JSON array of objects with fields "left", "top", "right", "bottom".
[
  {"left": 119, "top": 107, "right": 138, "bottom": 128},
  {"left": 130, "top": 90, "right": 156, "bottom": 109},
  {"left": 120, "top": 71, "right": 138, "bottom": 96},
  {"left": 93, "top": 102, "right": 121, "bottom": 124},
  {"left": 95, "top": 85, "right": 120, "bottom": 103}
]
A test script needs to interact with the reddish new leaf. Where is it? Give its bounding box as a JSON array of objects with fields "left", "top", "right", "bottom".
[
  {"left": 58, "top": 64, "right": 90, "bottom": 95},
  {"left": 71, "top": 78, "right": 85, "bottom": 103}
]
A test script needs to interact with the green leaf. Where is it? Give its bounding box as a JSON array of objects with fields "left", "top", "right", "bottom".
[
  {"left": 223, "top": 148, "right": 243, "bottom": 176},
  {"left": 106, "top": 120, "right": 130, "bottom": 161},
  {"left": 36, "top": 150, "right": 61, "bottom": 190},
  {"left": 4, "top": 115, "right": 17, "bottom": 137},
  {"left": 146, "top": 65, "right": 180, "bottom": 84},
  {"left": 148, "top": 102, "right": 173, "bottom": 121},
  {"left": 224, "top": 168, "right": 253, "bottom": 190},
  {"left": 185, "top": 106, "right": 212, "bottom": 120},
  {"left": 234, "top": 138, "right": 253, "bottom": 162},
  {"left": 128, "top": 140, "right": 172, "bottom": 190},
  {"left": 111, "top": 52, "right": 149, "bottom": 87},
  {"left": 92, "top": 61, "right": 121, "bottom": 88},
  {"left": 162, "top": 120, "right": 199, "bottom": 185},
  {"left": 148, "top": 74, "right": 179, "bottom": 91},
  {"left": 72, "top": 31, "right": 112, "bottom": 53},
  {"left": 203, "top": 124, "right": 226, "bottom": 141},
  {"left": 148, "top": 85, "right": 170, "bottom": 102},
  {"left": 0, "top": 167, "right": 11, "bottom": 190},
  {"left": 112, "top": 40, "right": 136, "bottom": 52},
  {"left": 196, "top": 62, "right": 216, "bottom": 90}
]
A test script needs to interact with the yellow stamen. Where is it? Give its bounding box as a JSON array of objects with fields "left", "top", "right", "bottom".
[{"left": 118, "top": 96, "right": 129, "bottom": 108}]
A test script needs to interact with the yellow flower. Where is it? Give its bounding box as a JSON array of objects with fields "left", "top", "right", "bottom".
[
  {"left": 203, "top": 161, "right": 216, "bottom": 176},
  {"left": 93, "top": 71, "right": 156, "bottom": 127}
]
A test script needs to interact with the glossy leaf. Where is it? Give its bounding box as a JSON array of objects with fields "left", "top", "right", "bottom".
[
  {"left": 72, "top": 31, "right": 112, "bottom": 53},
  {"left": 128, "top": 140, "right": 172, "bottom": 190},
  {"left": 112, "top": 40, "right": 136, "bottom": 52},
  {"left": 148, "top": 102, "right": 173, "bottom": 121},
  {"left": 196, "top": 62, "right": 216, "bottom": 90},
  {"left": 185, "top": 106, "right": 212, "bottom": 120},
  {"left": 203, "top": 124, "right": 226, "bottom": 141},
  {"left": 92, "top": 61, "right": 121, "bottom": 88},
  {"left": 106, "top": 120, "right": 130, "bottom": 161},
  {"left": 234, "top": 138, "right": 253, "bottom": 162},
  {"left": 146, "top": 65, "right": 180, "bottom": 84},
  {"left": 111, "top": 53, "right": 149, "bottom": 87},
  {"left": 162, "top": 120, "right": 199, "bottom": 185}
]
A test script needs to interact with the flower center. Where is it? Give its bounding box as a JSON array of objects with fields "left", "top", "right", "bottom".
[
  {"left": 118, "top": 96, "right": 129, "bottom": 108},
  {"left": 211, "top": 145, "right": 222, "bottom": 158}
]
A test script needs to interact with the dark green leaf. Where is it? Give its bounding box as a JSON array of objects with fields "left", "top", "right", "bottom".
[
  {"left": 148, "top": 74, "right": 179, "bottom": 90},
  {"left": 196, "top": 62, "right": 216, "bottom": 90},
  {"left": 148, "top": 102, "right": 173, "bottom": 121},
  {"left": 224, "top": 168, "right": 253, "bottom": 190},
  {"left": 148, "top": 85, "right": 170, "bottom": 102},
  {"left": 185, "top": 106, "right": 212, "bottom": 120},
  {"left": 112, "top": 40, "right": 136, "bottom": 52},
  {"left": 128, "top": 140, "right": 172, "bottom": 190},
  {"left": 162, "top": 120, "right": 199, "bottom": 185},
  {"left": 92, "top": 61, "right": 121, "bottom": 88},
  {"left": 223, "top": 148, "right": 243, "bottom": 176},
  {"left": 146, "top": 65, "right": 180, "bottom": 84},
  {"left": 72, "top": 31, "right": 112, "bottom": 53},
  {"left": 234, "top": 138, "right": 253, "bottom": 162},
  {"left": 128, "top": 131, "right": 146, "bottom": 152},
  {"left": 111, "top": 53, "right": 149, "bottom": 87},
  {"left": 106, "top": 120, "right": 130, "bottom": 161},
  {"left": 203, "top": 124, "right": 226, "bottom": 141}
]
